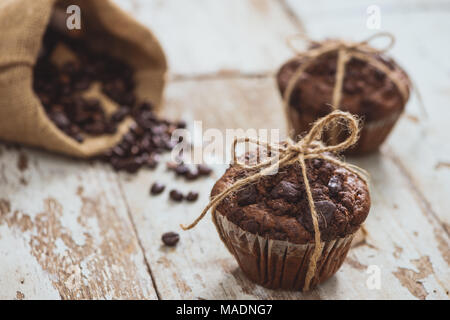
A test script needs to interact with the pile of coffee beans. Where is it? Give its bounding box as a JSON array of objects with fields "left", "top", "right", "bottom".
[
  {"left": 34, "top": 27, "right": 187, "bottom": 174},
  {"left": 34, "top": 27, "right": 135, "bottom": 142}
]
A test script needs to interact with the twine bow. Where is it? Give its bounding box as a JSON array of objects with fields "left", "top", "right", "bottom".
[
  {"left": 181, "top": 110, "right": 369, "bottom": 290},
  {"left": 283, "top": 32, "right": 412, "bottom": 137}
]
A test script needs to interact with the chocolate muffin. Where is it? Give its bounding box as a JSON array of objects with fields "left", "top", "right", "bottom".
[
  {"left": 277, "top": 40, "right": 411, "bottom": 154},
  {"left": 211, "top": 154, "right": 371, "bottom": 291}
]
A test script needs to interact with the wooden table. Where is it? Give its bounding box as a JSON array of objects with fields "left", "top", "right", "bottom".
[{"left": 0, "top": 0, "right": 449, "bottom": 300}]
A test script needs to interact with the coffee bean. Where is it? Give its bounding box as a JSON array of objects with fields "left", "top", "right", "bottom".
[
  {"left": 270, "top": 181, "right": 302, "bottom": 202},
  {"left": 150, "top": 182, "right": 165, "bottom": 195},
  {"left": 175, "top": 164, "right": 189, "bottom": 176},
  {"left": 146, "top": 154, "right": 159, "bottom": 169},
  {"left": 111, "top": 107, "right": 130, "bottom": 123},
  {"left": 185, "top": 168, "right": 200, "bottom": 180},
  {"left": 197, "top": 164, "right": 212, "bottom": 176},
  {"left": 112, "top": 146, "right": 125, "bottom": 157},
  {"left": 169, "top": 189, "right": 184, "bottom": 202},
  {"left": 186, "top": 191, "right": 199, "bottom": 202},
  {"left": 236, "top": 184, "right": 257, "bottom": 206},
  {"left": 328, "top": 175, "right": 342, "bottom": 196},
  {"left": 162, "top": 232, "right": 179, "bottom": 247}
]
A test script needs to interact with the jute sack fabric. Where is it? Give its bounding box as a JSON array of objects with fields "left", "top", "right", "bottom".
[{"left": 0, "top": 0, "right": 167, "bottom": 157}]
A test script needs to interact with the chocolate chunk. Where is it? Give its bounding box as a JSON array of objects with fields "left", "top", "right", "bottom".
[
  {"left": 150, "top": 182, "right": 165, "bottom": 195},
  {"left": 162, "top": 232, "right": 179, "bottom": 247},
  {"left": 270, "top": 181, "right": 302, "bottom": 202},
  {"left": 328, "top": 175, "right": 342, "bottom": 196},
  {"left": 186, "top": 191, "right": 199, "bottom": 202},
  {"left": 236, "top": 184, "right": 257, "bottom": 206},
  {"left": 315, "top": 200, "right": 337, "bottom": 224},
  {"left": 169, "top": 189, "right": 184, "bottom": 202}
]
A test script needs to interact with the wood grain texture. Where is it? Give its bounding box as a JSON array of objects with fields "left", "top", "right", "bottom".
[
  {"left": 0, "top": 146, "right": 157, "bottom": 299},
  {"left": 0, "top": 0, "right": 448, "bottom": 300},
  {"left": 113, "top": 0, "right": 300, "bottom": 76}
]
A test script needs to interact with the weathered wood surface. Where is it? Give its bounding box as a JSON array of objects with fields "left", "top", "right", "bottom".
[{"left": 0, "top": 0, "right": 449, "bottom": 299}]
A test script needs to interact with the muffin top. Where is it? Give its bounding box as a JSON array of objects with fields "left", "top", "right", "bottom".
[
  {"left": 277, "top": 43, "right": 411, "bottom": 122},
  {"left": 211, "top": 154, "right": 371, "bottom": 244}
]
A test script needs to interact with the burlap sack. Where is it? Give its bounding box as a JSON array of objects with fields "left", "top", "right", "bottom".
[{"left": 0, "top": 0, "right": 167, "bottom": 157}]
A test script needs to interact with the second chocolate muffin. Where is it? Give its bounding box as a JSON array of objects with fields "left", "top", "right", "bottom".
[{"left": 277, "top": 38, "right": 411, "bottom": 154}]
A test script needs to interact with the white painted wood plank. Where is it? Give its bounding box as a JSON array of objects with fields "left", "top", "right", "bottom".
[
  {"left": 0, "top": 146, "right": 157, "bottom": 299},
  {"left": 349, "top": 152, "right": 449, "bottom": 299},
  {"left": 113, "top": 0, "right": 300, "bottom": 76}
]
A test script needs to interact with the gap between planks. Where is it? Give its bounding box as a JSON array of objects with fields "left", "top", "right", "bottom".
[{"left": 115, "top": 174, "right": 162, "bottom": 299}]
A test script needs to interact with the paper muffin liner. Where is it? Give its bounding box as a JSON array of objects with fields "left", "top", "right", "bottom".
[
  {"left": 288, "top": 107, "right": 402, "bottom": 155},
  {"left": 213, "top": 209, "right": 356, "bottom": 291}
]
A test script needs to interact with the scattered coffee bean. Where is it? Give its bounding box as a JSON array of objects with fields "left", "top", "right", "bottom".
[
  {"left": 270, "top": 181, "right": 302, "bottom": 202},
  {"left": 186, "top": 191, "right": 199, "bottom": 202},
  {"left": 236, "top": 184, "right": 258, "bottom": 206},
  {"left": 150, "top": 182, "right": 165, "bottom": 195},
  {"left": 162, "top": 232, "right": 179, "bottom": 247},
  {"left": 169, "top": 189, "right": 184, "bottom": 202},
  {"left": 167, "top": 162, "right": 212, "bottom": 181},
  {"left": 185, "top": 167, "right": 199, "bottom": 180},
  {"left": 175, "top": 164, "right": 189, "bottom": 176},
  {"left": 197, "top": 164, "right": 212, "bottom": 176}
]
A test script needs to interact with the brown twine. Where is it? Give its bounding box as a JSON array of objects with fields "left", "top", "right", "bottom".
[
  {"left": 181, "top": 110, "right": 369, "bottom": 291},
  {"left": 283, "top": 32, "right": 411, "bottom": 137}
]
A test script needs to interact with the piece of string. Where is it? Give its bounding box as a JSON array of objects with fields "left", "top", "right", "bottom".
[{"left": 181, "top": 110, "right": 369, "bottom": 290}]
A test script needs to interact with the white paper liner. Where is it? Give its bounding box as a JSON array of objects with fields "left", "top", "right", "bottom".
[{"left": 213, "top": 209, "right": 355, "bottom": 291}]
